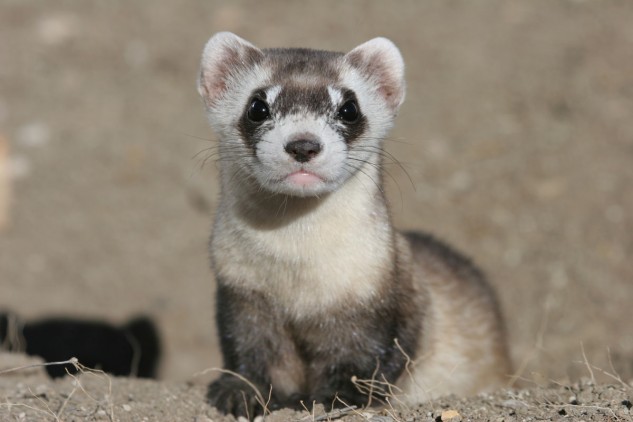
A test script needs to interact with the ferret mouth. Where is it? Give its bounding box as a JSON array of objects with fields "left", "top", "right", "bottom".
[
  {"left": 284, "top": 170, "right": 324, "bottom": 187},
  {"left": 261, "top": 168, "right": 341, "bottom": 197}
]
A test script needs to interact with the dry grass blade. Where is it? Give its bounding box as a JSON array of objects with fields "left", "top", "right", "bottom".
[
  {"left": 580, "top": 342, "right": 596, "bottom": 384},
  {"left": 0, "top": 357, "right": 80, "bottom": 376},
  {"left": 298, "top": 399, "right": 316, "bottom": 421},
  {"left": 55, "top": 385, "right": 76, "bottom": 419},
  {"left": 605, "top": 348, "right": 631, "bottom": 390},
  {"left": 0, "top": 356, "right": 116, "bottom": 421},
  {"left": 312, "top": 404, "right": 357, "bottom": 421},
  {"left": 572, "top": 359, "right": 631, "bottom": 390},
  {"left": 27, "top": 385, "right": 61, "bottom": 422},
  {"left": 66, "top": 362, "right": 115, "bottom": 421},
  {"left": 0, "top": 401, "right": 59, "bottom": 419}
]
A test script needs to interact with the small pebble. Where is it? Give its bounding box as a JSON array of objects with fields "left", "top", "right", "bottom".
[{"left": 440, "top": 409, "right": 461, "bottom": 420}]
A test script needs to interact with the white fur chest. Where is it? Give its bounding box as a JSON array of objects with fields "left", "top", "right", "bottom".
[{"left": 211, "top": 176, "right": 393, "bottom": 320}]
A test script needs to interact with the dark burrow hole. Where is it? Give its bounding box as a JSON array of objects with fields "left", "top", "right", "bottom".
[{"left": 1, "top": 311, "right": 161, "bottom": 379}]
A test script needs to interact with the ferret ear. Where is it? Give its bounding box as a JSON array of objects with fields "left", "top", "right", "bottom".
[
  {"left": 197, "top": 32, "right": 264, "bottom": 106},
  {"left": 344, "top": 37, "right": 405, "bottom": 113}
]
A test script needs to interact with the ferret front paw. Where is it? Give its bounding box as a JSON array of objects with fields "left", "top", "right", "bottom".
[{"left": 207, "top": 376, "right": 271, "bottom": 418}]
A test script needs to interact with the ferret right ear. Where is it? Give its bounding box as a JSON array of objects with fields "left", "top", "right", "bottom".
[{"left": 197, "top": 32, "right": 263, "bottom": 106}]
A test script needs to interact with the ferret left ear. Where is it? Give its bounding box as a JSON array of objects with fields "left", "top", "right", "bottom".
[{"left": 345, "top": 38, "right": 405, "bottom": 113}]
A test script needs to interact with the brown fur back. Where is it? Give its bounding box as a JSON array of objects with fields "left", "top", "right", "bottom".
[{"left": 396, "top": 231, "right": 511, "bottom": 402}]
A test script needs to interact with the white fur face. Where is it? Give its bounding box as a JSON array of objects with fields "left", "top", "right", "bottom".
[
  {"left": 252, "top": 96, "right": 351, "bottom": 196},
  {"left": 198, "top": 32, "right": 405, "bottom": 198}
]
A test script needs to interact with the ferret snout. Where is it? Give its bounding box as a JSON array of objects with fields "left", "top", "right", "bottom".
[{"left": 284, "top": 139, "right": 322, "bottom": 163}]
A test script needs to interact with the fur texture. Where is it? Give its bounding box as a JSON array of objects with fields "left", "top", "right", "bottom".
[{"left": 198, "top": 32, "right": 511, "bottom": 418}]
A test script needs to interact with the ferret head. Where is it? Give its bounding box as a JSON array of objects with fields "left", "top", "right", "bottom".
[{"left": 198, "top": 32, "right": 405, "bottom": 197}]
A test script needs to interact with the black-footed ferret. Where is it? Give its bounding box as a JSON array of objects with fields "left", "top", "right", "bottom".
[{"left": 197, "top": 32, "right": 511, "bottom": 418}]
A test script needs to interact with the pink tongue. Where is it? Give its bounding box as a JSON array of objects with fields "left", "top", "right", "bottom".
[{"left": 287, "top": 171, "right": 321, "bottom": 186}]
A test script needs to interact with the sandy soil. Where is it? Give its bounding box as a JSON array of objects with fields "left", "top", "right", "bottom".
[
  {"left": 1, "top": 1, "right": 632, "bottom": 420},
  {"left": 1, "top": 353, "right": 631, "bottom": 421}
]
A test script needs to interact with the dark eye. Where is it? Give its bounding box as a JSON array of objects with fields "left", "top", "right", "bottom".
[
  {"left": 337, "top": 100, "right": 359, "bottom": 123},
  {"left": 247, "top": 98, "right": 270, "bottom": 122}
]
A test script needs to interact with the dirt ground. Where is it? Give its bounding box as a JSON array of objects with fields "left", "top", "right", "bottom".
[{"left": 1, "top": 1, "right": 632, "bottom": 421}]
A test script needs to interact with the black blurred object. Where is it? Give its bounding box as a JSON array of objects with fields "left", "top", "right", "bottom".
[{"left": 0, "top": 312, "right": 161, "bottom": 378}]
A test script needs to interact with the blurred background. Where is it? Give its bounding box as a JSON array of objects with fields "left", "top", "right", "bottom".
[{"left": 1, "top": 1, "right": 632, "bottom": 384}]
